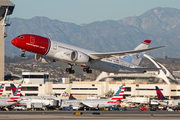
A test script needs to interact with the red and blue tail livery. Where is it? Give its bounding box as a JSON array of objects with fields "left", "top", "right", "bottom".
[
  {"left": 155, "top": 86, "right": 169, "bottom": 100},
  {"left": 10, "top": 83, "right": 23, "bottom": 96},
  {"left": 8, "top": 84, "right": 22, "bottom": 103},
  {"left": 107, "top": 84, "right": 125, "bottom": 104},
  {"left": 0, "top": 84, "right": 5, "bottom": 96}
]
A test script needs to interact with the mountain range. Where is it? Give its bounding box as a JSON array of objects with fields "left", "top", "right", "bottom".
[{"left": 5, "top": 7, "right": 180, "bottom": 58}]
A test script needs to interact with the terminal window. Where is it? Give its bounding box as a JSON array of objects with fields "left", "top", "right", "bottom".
[
  {"left": 6, "top": 86, "right": 38, "bottom": 91},
  {"left": 125, "top": 87, "right": 131, "bottom": 92},
  {"left": 23, "top": 75, "right": 49, "bottom": 78},
  {"left": 22, "top": 87, "right": 38, "bottom": 91},
  {"left": 5, "top": 86, "right": 11, "bottom": 91},
  {"left": 136, "top": 88, "right": 163, "bottom": 91},
  {"left": 25, "top": 93, "right": 38, "bottom": 96}
]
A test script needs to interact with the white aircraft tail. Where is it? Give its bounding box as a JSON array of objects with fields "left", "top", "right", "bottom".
[
  {"left": 0, "top": 84, "right": 5, "bottom": 96},
  {"left": 7, "top": 84, "right": 21, "bottom": 103},
  {"left": 123, "top": 40, "right": 151, "bottom": 65},
  {"left": 57, "top": 85, "right": 72, "bottom": 100},
  {"left": 107, "top": 84, "right": 125, "bottom": 103}
]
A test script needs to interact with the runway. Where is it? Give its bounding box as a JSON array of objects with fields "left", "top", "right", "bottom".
[{"left": 0, "top": 110, "right": 180, "bottom": 120}]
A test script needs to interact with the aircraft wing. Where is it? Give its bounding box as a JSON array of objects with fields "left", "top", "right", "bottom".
[
  {"left": 79, "top": 102, "right": 93, "bottom": 108},
  {"left": 89, "top": 46, "right": 165, "bottom": 60}
]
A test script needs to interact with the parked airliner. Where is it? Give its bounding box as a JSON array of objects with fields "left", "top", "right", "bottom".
[
  {"left": 11, "top": 34, "right": 164, "bottom": 74},
  {"left": 61, "top": 84, "right": 125, "bottom": 109},
  {"left": 0, "top": 84, "right": 22, "bottom": 107}
]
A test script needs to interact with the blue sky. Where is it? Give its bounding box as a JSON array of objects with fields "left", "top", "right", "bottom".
[{"left": 11, "top": 0, "right": 180, "bottom": 24}]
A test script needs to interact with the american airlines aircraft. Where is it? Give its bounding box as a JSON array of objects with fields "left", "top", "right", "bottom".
[
  {"left": 0, "top": 84, "right": 5, "bottom": 97},
  {"left": 0, "top": 84, "right": 22, "bottom": 107},
  {"left": 61, "top": 84, "right": 125, "bottom": 109},
  {"left": 11, "top": 34, "right": 164, "bottom": 74},
  {"left": 11, "top": 84, "right": 72, "bottom": 108}
]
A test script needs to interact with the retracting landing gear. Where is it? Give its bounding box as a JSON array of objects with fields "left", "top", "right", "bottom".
[
  {"left": 21, "top": 52, "right": 26, "bottom": 57},
  {"left": 21, "top": 49, "right": 26, "bottom": 57},
  {"left": 66, "top": 64, "right": 75, "bottom": 74},
  {"left": 83, "top": 67, "right": 92, "bottom": 73}
]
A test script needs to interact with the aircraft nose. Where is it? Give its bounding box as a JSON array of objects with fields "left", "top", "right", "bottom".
[{"left": 11, "top": 39, "right": 17, "bottom": 46}]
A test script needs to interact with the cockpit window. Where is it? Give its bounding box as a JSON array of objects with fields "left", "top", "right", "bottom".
[{"left": 16, "top": 36, "right": 24, "bottom": 39}]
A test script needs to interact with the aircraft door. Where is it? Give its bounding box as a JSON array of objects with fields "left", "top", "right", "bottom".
[
  {"left": 53, "top": 42, "right": 57, "bottom": 50},
  {"left": 30, "top": 36, "right": 35, "bottom": 44}
]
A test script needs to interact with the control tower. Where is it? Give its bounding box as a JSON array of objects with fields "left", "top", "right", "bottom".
[{"left": 0, "top": 0, "right": 14, "bottom": 80}]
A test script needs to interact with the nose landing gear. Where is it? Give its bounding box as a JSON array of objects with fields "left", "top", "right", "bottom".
[
  {"left": 21, "top": 52, "right": 26, "bottom": 57},
  {"left": 20, "top": 49, "right": 26, "bottom": 57}
]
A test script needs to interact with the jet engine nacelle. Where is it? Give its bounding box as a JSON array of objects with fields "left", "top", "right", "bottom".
[
  {"left": 71, "top": 51, "right": 90, "bottom": 63},
  {"left": 35, "top": 54, "right": 55, "bottom": 64},
  {"left": 57, "top": 51, "right": 90, "bottom": 63}
]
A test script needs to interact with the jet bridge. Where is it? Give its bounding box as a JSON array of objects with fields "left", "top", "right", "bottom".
[{"left": 0, "top": 0, "right": 14, "bottom": 80}]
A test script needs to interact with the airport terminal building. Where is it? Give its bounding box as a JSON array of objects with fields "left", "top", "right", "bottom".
[{"left": 2, "top": 79, "right": 180, "bottom": 100}]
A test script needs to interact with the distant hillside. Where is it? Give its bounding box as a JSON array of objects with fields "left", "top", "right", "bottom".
[{"left": 5, "top": 7, "right": 180, "bottom": 58}]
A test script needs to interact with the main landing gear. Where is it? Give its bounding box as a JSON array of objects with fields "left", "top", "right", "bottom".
[
  {"left": 66, "top": 64, "right": 92, "bottom": 74},
  {"left": 66, "top": 64, "right": 75, "bottom": 74},
  {"left": 83, "top": 67, "right": 92, "bottom": 73}
]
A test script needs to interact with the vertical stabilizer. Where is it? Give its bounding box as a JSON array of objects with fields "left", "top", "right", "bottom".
[
  {"left": 8, "top": 84, "right": 22, "bottom": 103},
  {"left": 123, "top": 40, "right": 151, "bottom": 65},
  {"left": 108, "top": 84, "right": 125, "bottom": 103},
  {"left": 57, "top": 85, "right": 72, "bottom": 100},
  {"left": 0, "top": 84, "right": 5, "bottom": 96},
  {"left": 155, "top": 86, "right": 169, "bottom": 100},
  {"left": 10, "top": 84, "right": 23, "bottom": 96}
]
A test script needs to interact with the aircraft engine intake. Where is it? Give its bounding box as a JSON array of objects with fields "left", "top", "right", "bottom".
[
  {"left": 35, "top": 54, "right": 55, "bottom": 64},
  {"left": 70, "top": 51, "right": 89, "bottom": 63}
]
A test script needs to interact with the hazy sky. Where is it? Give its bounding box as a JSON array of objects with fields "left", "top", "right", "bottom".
[{"left": 10, "top": 0, "right": 180, "bottom": 24}]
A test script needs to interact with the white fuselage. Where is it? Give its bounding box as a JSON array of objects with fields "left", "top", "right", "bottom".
[
  {"left": 61, "top": 99, "right": 119, "bottom": 109},
  {"left": 0, "top": 97, "right": 19, "bottom": 107},
  {"left": 46, "top": 40, "right": 139, "bottom": 73}
]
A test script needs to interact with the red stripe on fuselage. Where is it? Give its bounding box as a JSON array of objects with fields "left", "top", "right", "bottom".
[
  {"left": 7, "top": 100, "right": 17, "bottom": 103},
  {"left": 11, "top": 34, "right": 50, "bottom": 55},
  {"left": 107, "top": 101, "right": 121, "bottom": 104},
  {"left": 10, "top": 97, "right": 20, "bottom": 99},
  {"left": 111, "top": 98, "right": 123, "bottom": 100}
]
